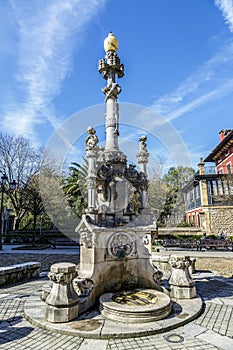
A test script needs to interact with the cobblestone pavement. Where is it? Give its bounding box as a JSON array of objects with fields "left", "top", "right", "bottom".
[{"left": 1, "top": 271, "right": 233, "bottom": 350}]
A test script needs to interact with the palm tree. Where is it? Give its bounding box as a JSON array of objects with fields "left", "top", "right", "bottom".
[{"left": 62, "top": 159, "right": 88, "bottom": 217}]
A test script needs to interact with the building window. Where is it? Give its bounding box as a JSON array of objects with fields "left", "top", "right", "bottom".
[
  {"left": 190, "top": 191, "right": 193, "bottom": 201},
  {"left": 227, "top": 163, "right": 231, "bottom": 174},
  {"left": 218, "top": 169, "right": 223, "bottom": 174}
]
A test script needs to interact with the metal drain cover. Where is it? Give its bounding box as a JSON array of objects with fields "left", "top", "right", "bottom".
[{"left": 164, "top": 333, "right": 184, "bottom": 343}]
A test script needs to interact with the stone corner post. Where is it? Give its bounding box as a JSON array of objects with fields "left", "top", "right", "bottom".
[
  {"left": 45, "top": 262, "right": 79, "bottom": 323},
  {"left": 169, "top": 255, "right": 196, "bottom": 299}
]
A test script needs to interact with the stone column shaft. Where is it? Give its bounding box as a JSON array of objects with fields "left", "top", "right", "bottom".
[
  {"left": 105, "top": 99, "right": 119, "bottom": 151},
  {"left": 86, "top": 149, "right": 97, "bottom": 212},
  {"left": 137, "top": 136, "right": 149, "bottom": 209},
  {"left": 142, "top": 189, "right": 149, "bottom": 209}
]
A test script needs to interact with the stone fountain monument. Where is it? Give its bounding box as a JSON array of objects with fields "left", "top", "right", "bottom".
[
  {"left": 73, "top": 32, "right": 171, "bottom": 316},
  {"left": 24, "top": 34, "right": 201, "bottom": 338}
]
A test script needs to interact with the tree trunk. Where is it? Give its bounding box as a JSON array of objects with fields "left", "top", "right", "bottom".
[
  {"left": 13, "top": 217, "right": 20, "bottom": 230},
  {"left": 33, "top": 214, "right": 37, "bottom": 246}
]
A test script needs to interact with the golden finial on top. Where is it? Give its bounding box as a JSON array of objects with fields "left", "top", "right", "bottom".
[{"left": 104, "top": 32, "right": 118, "bottom": 53}]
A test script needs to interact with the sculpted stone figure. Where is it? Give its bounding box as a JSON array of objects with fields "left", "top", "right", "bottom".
[
  {"left": 137, "top": 135, "right": 149, "bottom": 175},
  {"left": 86, "top": 126, "right": 99, "bottom": 150},
  {"left": 139, "top": 135, "right": 148, "bottom": 152},
  {"left": 102, "top": 82, "right": 122, "bottom": 102}
]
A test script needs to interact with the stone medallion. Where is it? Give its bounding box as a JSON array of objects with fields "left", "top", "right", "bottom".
[{"left": 108, "top": 232, "right": 135, "bottom": 259}]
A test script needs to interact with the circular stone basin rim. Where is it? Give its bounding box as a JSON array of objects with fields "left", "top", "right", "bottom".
[{"left": 99, "top": 289, "right": 172, "bottom": 323}]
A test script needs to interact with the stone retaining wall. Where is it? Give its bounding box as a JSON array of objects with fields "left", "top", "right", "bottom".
[
  {"left": 0, "top": 262, "right": 41, "bottom": 286},
  {"left": 157, "top": 228, "right": 203, "bottom": 236},
  {"left": 210, "top": 207, "right": 233, "bottom": 234}
]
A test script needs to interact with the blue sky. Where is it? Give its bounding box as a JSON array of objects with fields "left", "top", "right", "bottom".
[{"left": 0, "top": 0, "right": 233, "bottom": 172}]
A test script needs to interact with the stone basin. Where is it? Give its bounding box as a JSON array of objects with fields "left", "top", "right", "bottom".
[{"left": 99, "top": 289, "right": 171, "bottom": 323}]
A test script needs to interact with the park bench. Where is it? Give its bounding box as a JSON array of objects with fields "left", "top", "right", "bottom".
[
  {"left": 198, "top": 238, "right": 233, "bottom": 251},
  {"left": 163, "top": 239, "right": 199, "bottom": 250},
  {"left": 0, "top": 262, "right": 41, "bottom": 286},
  {"left": 51, "top": 237, "right": 80, "bottom": 249},
  {"left": 162, "top": 238, "right": 233, "bottom": 251}
]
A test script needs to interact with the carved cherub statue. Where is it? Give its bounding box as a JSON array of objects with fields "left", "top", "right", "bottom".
[
  {"left": 139, "top": 135, "right": 147, "bottom": 152},
  {"left": 86, "top": 126, "right": 99, "bottom": 150}
]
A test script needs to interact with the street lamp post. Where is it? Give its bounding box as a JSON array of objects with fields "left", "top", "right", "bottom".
[
  {"left": 0, "top": 174, "right": 16, "bottom": 251},
  {"left": 39, "top": 209, "right": 44, "bottom": 236}
]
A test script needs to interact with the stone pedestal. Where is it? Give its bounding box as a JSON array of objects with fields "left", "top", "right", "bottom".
[
  {"left": 169, "top": 255, "right": 196, "bottom": 299},
  {"left": 45, "top": 262, "right": 79, "bottom": 323},
  {"left": 75, "top": 216, "right": 164, "bottom": 314}
]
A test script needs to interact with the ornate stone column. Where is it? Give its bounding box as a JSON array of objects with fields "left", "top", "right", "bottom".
[
  {"left": 98, "top": 32, "right": 124, "bottom": 152},
  {"left": 85, "top": 126, "right": 98, "bottom": 214},
  {"left": 137, "top": 135, "right": 149, "bottom": 175},
  {"left": 169, "top": 255, "right": 196, "bottom": 299},
  {"left": 137, "top": 136, "right": 149, "bottom": 208},
  {"left": 198, "top": 157, "right": 211, "bottom": 234},
  {"left": 45, "top": 262, "right": 79, "bottom": 323}
]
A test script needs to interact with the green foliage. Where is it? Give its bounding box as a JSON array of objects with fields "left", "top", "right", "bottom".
[
  {"left": 62, "top": 159, "right": 88, "bottom": 217},
  {"left": 164, "top": 166, "right": 195, "bottom": 190},
  {"left": 177, "top": 221, "right": 195, "bottom": 227},
  {"left": 160, "top": 166, "right": 195, "bottom": 224},
  {"left": 153, "top": 234, "right": 203, "bottom": 241},
  {"left": 148, "top": 178, "right": 168, "bottom": 220}
]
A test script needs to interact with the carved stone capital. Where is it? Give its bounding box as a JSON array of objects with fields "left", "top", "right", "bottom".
[
  {"left": 169, "top": 255, "right": 191, "bottom": 270},
  {"left": 48, "top": 263, "right": 78, "bottom": 284},
  {"left": 137, "top": 151, "right": 149, "bottom": 164},
  {"left": 104, "top": 150, "right": 127, "bottom": 164},
  {"left": 86, "top": 149, "right": 98, "bottom": 158},
  {"left": 86, "top": 178, "right": 96, "bottom": 187},
  {"left": 98, "top": 51, "right": 124, "bottom": 79}
]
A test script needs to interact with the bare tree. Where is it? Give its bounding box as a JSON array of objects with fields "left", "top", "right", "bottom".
[
  {"left": 148, "top": 178, "right": 168, "bottom": 221},
  {"left": 21, "top": 174, "right": 44, "bottom": 242},
  {"left": 39, "top": 151, "right": 79, "bottom": 234},
  {"left": 0, "top": 132, "right": 41, "bottom": 229},
  {"left": 148, "top": 155, "right": 168, "bottom": 221}
]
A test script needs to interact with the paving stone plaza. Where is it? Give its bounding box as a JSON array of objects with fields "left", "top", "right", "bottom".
[{"left": 0, "top": 248, "right": 233, "bottom": 350}]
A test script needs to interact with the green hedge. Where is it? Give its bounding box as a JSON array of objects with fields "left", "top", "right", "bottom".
[{"left": 4, "top": 230, "right": 79, "bottom": 244}]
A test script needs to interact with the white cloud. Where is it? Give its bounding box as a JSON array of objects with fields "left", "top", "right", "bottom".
[
  {"left": 1, "top": 0, "right": 105, "bottom": 142},
  {"left": 150, "top": 39, "right": 233, "bottom": 118},
  {"left": 166, "top": 78, "right": 233, "bottom": 121},
  {"left": 215, "top": 0, "right": 233, "bottom": 32},
  {"left": 149, "top": 1, "right": 233, "bottom": 123}
]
